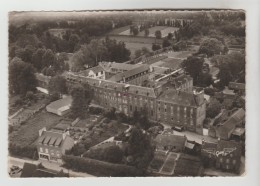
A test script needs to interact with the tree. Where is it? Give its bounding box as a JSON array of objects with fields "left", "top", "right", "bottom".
[
  {"left": 144, "top": 28, "right": 149, "bottom": 37},
  {"left": 70, "top": 85, "right": 87, "bottom": 119},
  {"left": 167, "top": 32, "right": 173, "bottom": 39},
  {"left": 199, "top": 38, "right": 225, "bottom": 57},
  {"left": 155, "top": 30, "right": 162, "bottom": 39},
  {"left": 102, "top": 146, "right": 124, "bottom": 163},
  {"left": 68, "top": 34, "right": 80, "bottom": 52},
  {"left": 197, "top": 73, "right": 213, "bottom": 87},
  {"left": 141, "top": 47, "right": 150, "bottom": 54},
  {"left": 206, "top": 99, "right": 222, "bottom": 118},
  {"left": 42, "top": 49, "right": 56, "bottom": 68},
  {"left": 215, "top": 52, "right": 245, "bottom": 87},
  {"left": 132, "top": 27, "right": 139, "bottom": 36},
  {"left": 181, "top": 56, "right": 204, "bottom": 85},
  {"left": 135, "top": 49, "right": 142, "bottom": 58},
  {"left": 152, "top": 44, "right": 161, "bottom": 51},
  {"left": 127, "top": 127, "right": 154, "bottom": 169},
  {"left": 48, "top": 75, "right": 67, "bottom": 97},
  {"left": 70, "top": 83, "right": 93, "bottom": 119},
  {"left": 31, "top": 48, "right": 46, "bottom": 71},
  {"left": 9, "top": 58, "right": 37, "bottom": 95},
  {"left": 162, "top": 39, "right": 171, "bottom": 48},
  {"left": 15, "top": 45, "right": 35, "bottom": 64}
]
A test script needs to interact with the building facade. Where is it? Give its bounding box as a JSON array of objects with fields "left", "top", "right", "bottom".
[
  {"left": 37, "top": 128, "right": 74, "bottom": 163},
  {"left": 201, "top": 140, "right": 242, "bottom": 173},
  {"left": 63, "top": 71, "right": 206, "bottom": 134}
]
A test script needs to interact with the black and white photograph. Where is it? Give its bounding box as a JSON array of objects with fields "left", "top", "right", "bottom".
[
  {"left": 7, "top": 9, "right": 246, "bottom": 177},
  {"left": 1, "top": 0, "right": 260, "bottom": 185}
]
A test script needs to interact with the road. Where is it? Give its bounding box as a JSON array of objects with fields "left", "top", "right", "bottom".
[{"left": 8, "top": 156, "right": 95, "bottom": 177}]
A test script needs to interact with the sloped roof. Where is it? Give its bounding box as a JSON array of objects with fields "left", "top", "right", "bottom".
[
  {"left": 20, "top": 163, "right": 37, "bottom": 177},
  {"left": 163, "top": 74, "right": 192, "bottom": 89},
  {"left": 154, "top": 134, "right": 187, "bottom": 148},
  {"left": 110, "top": 63, "right": 141, "bottom": 71},
  {"left": 217, "top": 140, "right": 242, "bottom": 158},
  {"left": 232, "top": 108, "right": 245, "bottom": 122},
  {"left": 216, "top": 108, "right": 245, "bottom": 139},
  {"left": 63, "top": 71, "right": 157, "bottom": 98},
  {"left": 109, "top": 64, "right": 149, "bottom": 82},
  {"left": 35, "top": 73, "right": 51, "bottom": 83},
  {"left": 87, "top": 65, "right": 104, "bottom": 73},
  {"left": 46, "top": 96, "right": 72, "bottom": 110},
  {"left": 229, "top": 82, "right": 245, "bottom": 90},
  {"left": 158, "top": 89, "right": 202, "bottom": 107},
  {"left": 38, "top": 130, "right": 73, "bottom": 149}
]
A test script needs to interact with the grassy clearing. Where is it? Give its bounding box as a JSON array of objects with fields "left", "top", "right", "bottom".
[{"left": 108, "top": 25, "right": 130, "bottom": 35}]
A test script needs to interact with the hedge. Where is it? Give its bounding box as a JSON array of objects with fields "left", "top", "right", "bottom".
[
  {"left": 62, "top": 155, "right": 144, "bottom": 177},
  {"left": 9, "top": 143, "right": 38, "bottom": 160}
]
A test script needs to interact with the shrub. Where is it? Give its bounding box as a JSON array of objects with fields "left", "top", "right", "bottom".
[
  {"left": 89, "top": 106, "right": 104, "bottom": 115},
  {"left": 62, "top": 155, "right": 144, "bottom": 177}
]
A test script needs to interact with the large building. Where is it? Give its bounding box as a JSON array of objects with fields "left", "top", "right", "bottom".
[{"left": 63, "top": 69, "right": 206, "bottom": 134}]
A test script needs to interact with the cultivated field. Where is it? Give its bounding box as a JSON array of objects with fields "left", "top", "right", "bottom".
[
  {"left": 9, "top": 110, "right": 62, "bottom": 147},
  {"left": 149, "top": 151, "right": 168, "bottom": 172},
  {"left": 149, "top": 151, "right": 179, "bottom": 175}
]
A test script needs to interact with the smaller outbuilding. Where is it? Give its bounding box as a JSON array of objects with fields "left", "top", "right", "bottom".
[
  {"left": 46, "top": 96, "right": 72, "bottom": 116},
  {"left": 154, "top": 133, "right": 187, "bottom": 153}
]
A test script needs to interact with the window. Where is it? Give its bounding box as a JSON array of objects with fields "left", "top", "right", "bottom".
[
  {"left": 45, "top": 148, "right": 49, "bottom": 153},
  {"left": 220, "top": 158, "right": 223, "bottom": 163},
  {"left": 232, "top": 159, "right": 236, "bottom": 165},
  {"left": 226, "top": 159, "right": 230, "bottom": 163},
  {"left": 40, "top": 147, "right": 43, "bottom": 152}
]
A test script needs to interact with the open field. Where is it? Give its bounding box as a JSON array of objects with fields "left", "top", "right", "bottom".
[
  {"left": 116, "top": 26, "right": 179, "bottom": 38},
  {"left": 9, "top": 110, "right": 62, "bottom": 147},
  {"left": 108, "top": 25, "right": 130, "bottom": 35},
  {"left": 125, "top": 42, "right": 153, "bottom": 58}
]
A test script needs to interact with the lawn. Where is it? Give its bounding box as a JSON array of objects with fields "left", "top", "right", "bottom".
[{"left": 9, "top": 110, "right": 62, "bottom": 147}]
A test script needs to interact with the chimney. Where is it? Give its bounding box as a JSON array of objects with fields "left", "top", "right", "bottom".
[
  {"left": 62, "top": 132, "right": 67, "bottom": 140},
  {"left": 39, "top": 127, "right": 46, "bottom": 136}
]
